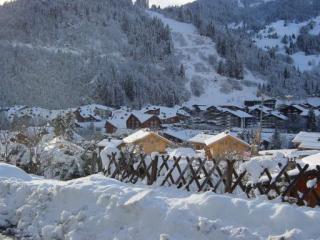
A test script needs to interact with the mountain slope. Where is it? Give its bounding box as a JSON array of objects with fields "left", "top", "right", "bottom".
[
  {"left": 148, "top": 11, "right": 262, "bottom": 106},
  {"left": 0, "top": 0, "right": 188, "bottom": 108},
  {"left": 160, "top": 0, "right": 320, "bottom": 100}
]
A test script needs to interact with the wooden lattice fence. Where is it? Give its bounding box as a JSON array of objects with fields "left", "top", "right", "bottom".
[{"left": 104, "top": 153, "right": 320, "bottom": 208}]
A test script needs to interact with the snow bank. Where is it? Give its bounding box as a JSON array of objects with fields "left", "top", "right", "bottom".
[
  {"left": 0, "top": 163, "right": 32, "bottom": 181},
  {"left": 240, "top": 153, "right": 288, "bottom": 183},
  {"left": 1, "top": 166, "right": 320, "bottom": 239}
]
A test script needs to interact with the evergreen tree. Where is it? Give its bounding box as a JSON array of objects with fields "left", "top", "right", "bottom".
[
  {"left": 179, "top": 64, "right": 185, "bottom": 78},
  {"left": 270, "top": 129, "right": 281, "bottom": 149},
  {"left": 307, "top": 109, "right": 317, "bottom": 132}
]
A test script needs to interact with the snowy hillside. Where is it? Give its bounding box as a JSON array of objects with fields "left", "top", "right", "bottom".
[
  {"left": 0, "top": 0, "right": 187, "bottom": 108},
  {"left": 254, "top": 16, "right": 320, "bottom": 71},
  {"left": 1, "top": 163, "right": 320, "bottom": 239},
  {"left": 148, "top": 11, "right": 262, "bottom": 107}
]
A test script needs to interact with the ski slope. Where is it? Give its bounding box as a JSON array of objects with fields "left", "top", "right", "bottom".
[{"left": 147, "top": 11, "right": 262, "bottom": 107}]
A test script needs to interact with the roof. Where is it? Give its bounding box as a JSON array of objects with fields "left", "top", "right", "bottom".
[
  {"left": 301, "top": 153, "right": 320, "bottom": 166},
  {"left": 293, "top": 131, "right": 320, "bottom": 143},
  {"left": 163, "top": 129, "right": 200, "bottom": 142},
  {"left": 293, "top": 131, "right": 320, "bottom": 150},
  {"left": 217, "top": 107, "right": 253, "bottom": 118},
  {"left": 249, "top": 106, "right": 287, "bottom": 120},
  {"left": 97, "top": 139, "right": 123, "bottom": 148},
  {"left": 188, "top": 133, "right": 214, "bottom": 144},
  {"left": 129, "top": 111, "right": 155, "bottom": 123},
  {"left": 204, "top": 132, "right": 250, "bottom": 147},
  {"left": 123, "top": 129, "right": 172, "bottom": 144}
]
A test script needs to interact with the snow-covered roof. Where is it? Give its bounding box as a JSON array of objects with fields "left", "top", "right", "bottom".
[
  {"left": 218, "top": 107, "right": 253, "bottom": 118},
  {"left": 107, "top": 118, "right": 127, "bottom": 129},
  {"left": 259, "top": 149, "right": 320, "bottom": 159},
  {"left": 123, "top": 129, "right": 171, "bottom": 144},
  {"left": 97, "top": 139, "right": 123, "bottom": 148},
  {"left": 188, "top": 133, "right": 213, "bottom": 144},
  {"left": 249, "top": 106, "right": 287, "bottom": 120},
  {"left": 293, "top": 131, "right": 320, "bottom": 143},
  {"left": 130, "top": 111, "right": 155, "bottom": 123},
  {"left": 142, "top": 105, "right": 190, "bottom": 119},
  {"left": 293, "top": 131, "right": 320, "bottom": 150},
  {"left": 204, "top": 132, "right": 250, "bottom": 147},
  {"left": 300, "top": 153, "right": 320, "bottom": 166},
  {"left": 163, "top": 129, "right": 200, "bottom": 142}
]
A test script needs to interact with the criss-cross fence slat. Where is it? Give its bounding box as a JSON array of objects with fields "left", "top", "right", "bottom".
[{"left": 102, "top": 153, "right": 320, "bottom": 208}]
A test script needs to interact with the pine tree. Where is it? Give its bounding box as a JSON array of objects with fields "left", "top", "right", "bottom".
[
  {"left": 307, "top": 109, "right": 317, "bottom": 132},
  {"left": 270, "top": 129, "right": 281, "bottom": 149},
  {"left": 179, "top": 64, "right": 185, "bottom": 78}
]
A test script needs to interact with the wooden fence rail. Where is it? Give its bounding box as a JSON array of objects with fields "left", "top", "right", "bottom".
[{"left": 104, "top": 153, "right": 320, "bottom": 208}]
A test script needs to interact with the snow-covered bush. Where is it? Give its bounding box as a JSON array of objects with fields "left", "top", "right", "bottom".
[{"left": 38, "top": 137, "right": 86, "bottom": 180}]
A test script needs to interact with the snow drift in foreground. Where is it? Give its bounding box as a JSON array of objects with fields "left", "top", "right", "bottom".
[{"left": 0, "top": 164, "right": 320, "bottom": 240}]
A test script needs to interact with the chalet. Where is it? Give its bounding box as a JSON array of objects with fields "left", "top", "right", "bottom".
[
  {"left": 278, "top": 104, "right": 306, "bottom": 116},
  {"left": 142, "top": 106, "right": 189, "bottom": 124},
  {"left": 205, "top": 106, "right": 255, "bottom": 129},
  {"left": 74, "top": 109, "right": 100, "bottom": 123},
  {"left": 188, "top": 131, "right": 251, "bottom": 159},
  {"left": 244, "top": 98, "right": 277, "bottom": 109},
  {"left": 249, "top": 106, "right": 288, "bottom": 129},
  {"left": 126, "top": 111, "right": 161, "bottom": 129},
  {"left": 292, "top": 132, "right": 320, "bottom": 150},
  {"left": 204, "top": 132, "right": 251, "bottom": 160},
  {"left": 192, "top": 104, "right": 208, "bottom": 113},
  {"left": 122, "top": 129, "right": 172, "bottom": 154}
]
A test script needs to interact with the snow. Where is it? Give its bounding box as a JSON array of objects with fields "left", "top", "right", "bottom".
[
  {"left": 0, "top": 163, "right": 32, "bottom": 181},
  {"left": 254, "top": 16, "right": 320, "bottom": 71},
  {"left": 100, "top": 146, "right": 120, "bottom": 167},
  {"left": 204, "top": 132, "right": 249, "bottom": 147},
  {"left": 97, "top": 139, "right": 123, "bottom": 148},
  {"left": 218, "top": 107, "right": 253, "bottom": 118},
  {"left": 188, "top": 133, "right": 213, "bottom": 144},
  {"left": 300, "top": 153, "right": 320, "bottom": 166},
  {"left": 1, "top": 166, "right": 320, "bottom": 239},
  {"left": 293, "top": 131, "right": 320, "bottom": 150},
  {"left": 123, "top": 129, "right": 171, "bottom": 144},
  {"left": 163, "top": 128, "right": 201, "bottom": 142},
  {"left": 306, "top": 178, "right": 317, "bottom": 189},
  {"left": 147, "top": 11, "right": 262, "bottom": 107},
  {"left": 167, "top": 147, "right": 197, "bottom": 159},
  {"left": 240, "top": 153, "right": 288, "bottom": 183},
  {"left": 259, "top": 149, "right": 320, "bottom": 160}
]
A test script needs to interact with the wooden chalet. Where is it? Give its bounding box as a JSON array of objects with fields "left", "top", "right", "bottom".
[
  {"left": 204, "top": 132, "right": 251, "bottom": 160},
  {"left": 188, "top": 132, "right": 251, "bottom": 160},
  {"left": 74, "top": 109, "right": 100, "bottom": 123},
  {"left": 249, "top": 106, "right": 287, "bottom": 129},
  {"left": 123, "top": 129, "right": 172, "bottom": 154},
  {"left": 126, "top": 112, "right": 161, "bottom": 129}
]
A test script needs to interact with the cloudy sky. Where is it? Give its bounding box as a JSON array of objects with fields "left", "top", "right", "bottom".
[{"left": 0, "top": 0, "right": 195, "bottom": 8}]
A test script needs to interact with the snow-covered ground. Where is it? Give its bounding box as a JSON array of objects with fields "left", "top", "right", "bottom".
[
  {"left": 1, "top": 163, "right": 320, "bottom": 240},
  {"left": 253, "top": 17, "right": 320, "bottom": 71},
  {"left": 147, "top": 11, "right": 262, "bottom": 107}
]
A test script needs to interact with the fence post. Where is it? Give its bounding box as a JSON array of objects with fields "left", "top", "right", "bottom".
[
  {"left": 148, "top": 155, "right": 158, "bottom": 185},
  {"left": 225, "top": 160, "right": 235, "bottom": 193}
]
